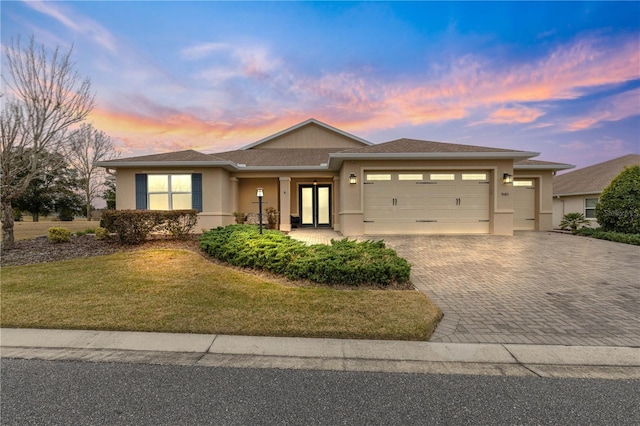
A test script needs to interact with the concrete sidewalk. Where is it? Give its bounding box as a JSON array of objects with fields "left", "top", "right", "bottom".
[{"left": 2, "top": 329, "right": 639, "bottom": 379}]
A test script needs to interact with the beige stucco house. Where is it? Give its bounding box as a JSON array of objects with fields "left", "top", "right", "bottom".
[
  {"left": 552, "top": 154, "right": 640, "bottom": 228},
  {"left": 97, "top": 119, "right": 573, "bottom": 236}
]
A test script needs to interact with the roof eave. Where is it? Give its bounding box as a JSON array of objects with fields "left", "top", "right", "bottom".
[
  {"left": 95, "top": 160, "right": 235, "bottom": 170},
  {"left": 553, "top": 191, "right": 602, "bottom": 197},
  {"left": 516, "top": 163, "right": 575, "bottom": 171},
  {"left": 235, "top": 165, "right": 330, "bottom": 171}
]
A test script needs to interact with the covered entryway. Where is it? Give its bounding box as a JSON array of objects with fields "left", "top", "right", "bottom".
[
  {"left": 513, "top": 179, "right": 536, "bottom": 230},
  {"left": 299, "top": 184, "right": 331, "bottom": 227},
  {"left": 363, "top": 171, "right": 490, "bottom": 234}
]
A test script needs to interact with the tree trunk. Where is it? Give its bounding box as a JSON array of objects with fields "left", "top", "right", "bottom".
[
  {"left": 87, "top": 199, "right": 92, "bottom": 221},
  {"left": 1, "top": 200, "right": 16, "bottom": 249},
  {"left": 32, "top": 212, "right": 39, "bottom": 222}
]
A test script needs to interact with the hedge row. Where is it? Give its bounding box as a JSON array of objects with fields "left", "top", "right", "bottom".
[
  {"left": 101, "top": 209, "right": 198, "bottom": 244},
  {"left": 576, "top": 227, "right": 640, "bottom": 246},
  {"left": 199, "top": 225, "right": 411, "bottom": 287}
]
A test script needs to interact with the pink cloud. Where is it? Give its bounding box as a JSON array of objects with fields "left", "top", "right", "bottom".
[
  {"left": 472, "top": 105, "right": 545, "bottom": 126},
  {"left": 23, "top": 0, "right": 118, "bottom": 53},
  {"left": 565, "top": 88, "right": 640, "bottom": 131},
  {"left": 287, "top": 33, "right": 639, "bottom": 132},
  {"left": 85, "top": 32, "right": 639, "bottom": 155}
]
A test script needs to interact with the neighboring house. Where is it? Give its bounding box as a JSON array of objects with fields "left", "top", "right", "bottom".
[
  {"left": 552, "top": 154, "right": 640, "bottom": 228},
  {"left": 97, "top": 118, "right": 573, "bottom": 236}
]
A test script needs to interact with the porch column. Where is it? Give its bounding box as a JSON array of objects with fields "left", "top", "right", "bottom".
[
  {"left": 230, "top": 177, "right": 238, "bottom": 217},
  {"left": 279, "top": 177, "right": 291, "bottom": 231},
  {"left": 333, "top": 175, "right": 340, "bottom": 231}
]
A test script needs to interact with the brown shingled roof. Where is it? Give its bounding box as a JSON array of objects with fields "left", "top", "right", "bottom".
[
  {"left": 101, "top": 149, "right": 222, "bottom": 163},
  {"left": 553, "top": 154, "right": 640, "bottom": 196},
  {"left": 341, "top": 138, "right": 523, "bottom": 154},
  {"left": 214, "top": 148, "right": 336, "bottom": 167}
]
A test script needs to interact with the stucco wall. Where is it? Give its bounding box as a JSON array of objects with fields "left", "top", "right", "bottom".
[
  {"left": 552, "top": 194, "right": 600, "bottom": 229},
  {"left": 114, "top": 167, "right": 234, "bottom": 231},
  {"left": 112, "top": 160, "right": 560, "bottom": 236}
]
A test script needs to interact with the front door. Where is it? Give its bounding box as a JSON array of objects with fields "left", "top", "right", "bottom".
[{"left": 300, "top": 184, "right": 331, "bottom": 227}]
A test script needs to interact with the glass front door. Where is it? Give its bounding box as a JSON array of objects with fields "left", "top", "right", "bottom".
[{"left": 300, "top": 184, "right": 331, "bottom": 227}]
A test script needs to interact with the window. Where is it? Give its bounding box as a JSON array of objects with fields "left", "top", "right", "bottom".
[
  {"left": 398, "top": 173, "right": 423, "bottom": 181},
  {"left": 513, "top": 180, "right": 534, "bottom": 187},
  {"left": 135, "top": 173, "right": 202, "bottom": 211},
  {"left": 366, "top": 173, "right": 391, "bottom": 181},
  {"left": 430, "top": 173, "right": 455, "bottom": 181},
  {"left": 148, "top": 174, "right": 192, "bottom": 210},
  {"left": 585, "top": 198, "right": 598, "bottom": 219},
  {"left": 462, "top": 173, "right": 487, "bottom": 181}
]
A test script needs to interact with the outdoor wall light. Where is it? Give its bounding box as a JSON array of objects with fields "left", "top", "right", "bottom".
[
  {"left": 313, "top": 179, "right": 318, "bottom": 186},
  {"left": 502, "top": 173, "right": 514, "bottom": 184},
  {"left": 256, "top": 188, "right": 264, "bottom": 234},
  {"left": 349, "top": 173, "right": 357, "bottom": 184}
]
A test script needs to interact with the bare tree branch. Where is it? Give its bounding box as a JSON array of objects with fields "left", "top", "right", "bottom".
[
  {"left": 65, "top": 123, "right": 118, "bottom": 221},
  {"left": 1, "top": 35, "right": 95, "bottom": 247}
]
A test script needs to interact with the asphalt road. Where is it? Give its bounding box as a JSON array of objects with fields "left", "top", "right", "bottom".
[{"left": 2, "top": 358, "right": 638, "bottom": 425}]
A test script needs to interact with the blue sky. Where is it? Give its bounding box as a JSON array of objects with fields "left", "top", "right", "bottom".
[{"left": 2, "top": 1, "right": 639, "bottom": 171}]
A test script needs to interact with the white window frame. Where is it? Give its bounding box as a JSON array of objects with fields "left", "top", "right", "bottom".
[
  {"left": 148, "top": 174, "right": 192, "bottom": 211},
  {"left": 585, "top": 197, "right": 598, "bottom": 220}
]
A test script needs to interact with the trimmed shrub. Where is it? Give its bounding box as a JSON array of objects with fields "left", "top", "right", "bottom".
[
  {"left": 94, "top": 227, "right": 109, "bottom": 240},
  {"left": 595, "top": 165, "right": 640, "bottom": 234},
  {"left": 101, "top": 209, "right": 198, "bottom": 244},
  {"left": 156, "top": 210, "right": 199, "bottom": 238},
  {"left": 233, "top": 212, "right": 246, "bottom": 224},
  {"left": 576, "top": 227, "right": 640, "bottom": 245},
  {"left": 199, "top": 225, "right": 411, "bottom": 287},
  {"left": 265, "top": 207, "right": 279, "bottom": 229},
  {"left": 48, "top": 227, "right": 72, "bottom": 243}
]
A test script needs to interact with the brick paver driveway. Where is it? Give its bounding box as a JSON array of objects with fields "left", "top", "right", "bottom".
[{"left": 380, "top": 232, "right": 640, "bottom": 346}]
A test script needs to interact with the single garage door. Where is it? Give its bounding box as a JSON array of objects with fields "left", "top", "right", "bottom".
[
  {"left": 363, "top": 171, "right": 490, "bottom": 234},
  {"left": 513, "top": 179, "right": 536, "bottom": 230}
]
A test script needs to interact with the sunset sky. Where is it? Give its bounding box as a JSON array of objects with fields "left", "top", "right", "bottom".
[{"left": 2, "top": 1, "right": 639, "bottom": 171}]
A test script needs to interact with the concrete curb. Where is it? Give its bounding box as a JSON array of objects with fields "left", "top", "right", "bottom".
[{"left": 2, "top": 328, "right": 639, "bottom": 369}]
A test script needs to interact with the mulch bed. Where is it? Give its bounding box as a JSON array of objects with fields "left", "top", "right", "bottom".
[{"left": 1, "top": 235, "right": 202, "bottom": 267}]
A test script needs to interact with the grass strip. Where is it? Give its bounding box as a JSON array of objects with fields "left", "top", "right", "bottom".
[{"left": 1, "top": 249, "right": 442, "bottom": 341}]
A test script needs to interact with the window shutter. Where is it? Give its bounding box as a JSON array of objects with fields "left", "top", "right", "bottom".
[
  {"left": 192, "top": 173, "right": 202, "bottom": 212},
  {"left": 135, "top": 174, "right": 148, "bottom": 209}
]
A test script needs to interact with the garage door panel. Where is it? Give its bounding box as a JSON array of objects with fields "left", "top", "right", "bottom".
[
  {"left": 457, "top": 185, "right": 489, "bottom": 197},
  {"left": 364, "top": 222, "right": 428, "bottom": 235},
  {"left": 363, "top": 170, "right": 491, "bottom": 235}
]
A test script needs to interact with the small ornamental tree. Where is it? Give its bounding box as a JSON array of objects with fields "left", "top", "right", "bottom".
[
  {"left": 595, "top": 165, "right": 640, "bottom": 234},
  {"left": 559, "top": 212, "right": 589, "bottom": 234}
]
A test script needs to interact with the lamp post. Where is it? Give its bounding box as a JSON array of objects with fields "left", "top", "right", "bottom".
[{"left": 257, "top": 187, "right": 264, "bottom": 234}]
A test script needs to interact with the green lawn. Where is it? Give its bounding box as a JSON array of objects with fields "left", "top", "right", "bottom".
[
  {"left": 1, "top": 248, "right": 442, "bottom": 341},
  {"left": 10, "top": 217, "right": 97, "bottom": 240}
]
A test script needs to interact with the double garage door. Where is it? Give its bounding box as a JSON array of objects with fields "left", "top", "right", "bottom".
[{"left": 363, "top": 171, "right": 490, "bottom": 235}]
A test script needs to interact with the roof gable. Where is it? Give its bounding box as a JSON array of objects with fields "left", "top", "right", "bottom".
[
  {"left": 553, "top": 154, "right": 640, "bottom": 196},
  {"left": 241, "top": 118, "right": 371, "bottom": 150}
]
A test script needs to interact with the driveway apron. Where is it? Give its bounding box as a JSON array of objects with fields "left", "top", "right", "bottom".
[{"left": 380, "top": 232, "right": 640, "bottom": 347}]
